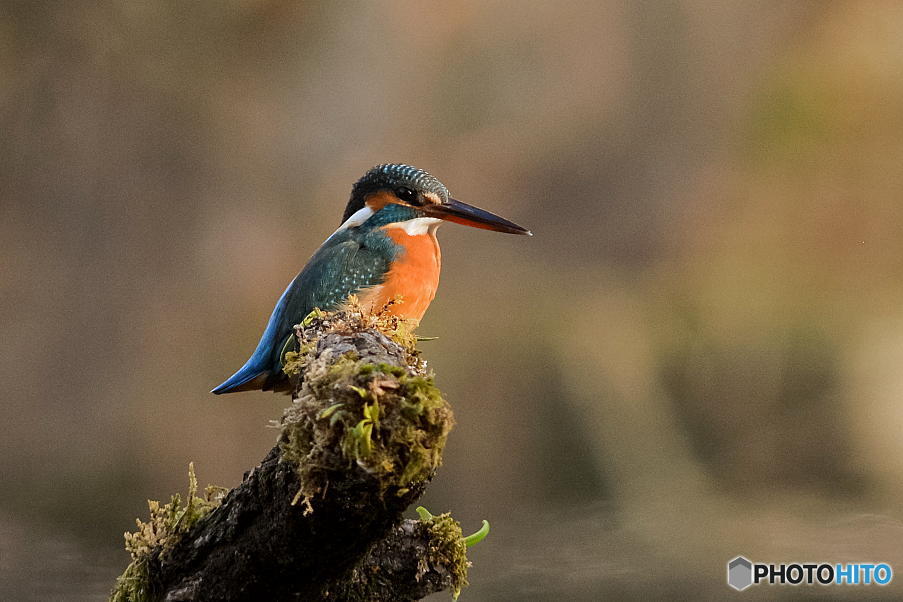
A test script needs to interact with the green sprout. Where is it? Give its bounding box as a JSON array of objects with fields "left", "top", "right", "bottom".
[
  {"left": 301, "top": 307, "right": 326, "bottom": 326},
  {"left": 463, "top": 520, "right": 490, "bottom": 547},
  {"left": 416, "top": 506, "right": 490, "bottom": 547}
]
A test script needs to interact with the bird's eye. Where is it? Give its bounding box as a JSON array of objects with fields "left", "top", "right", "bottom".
[{"left": 395, "top": 187, "right": 420, "bottom": 205}]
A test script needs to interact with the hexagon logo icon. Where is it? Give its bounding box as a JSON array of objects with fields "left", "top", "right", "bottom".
[{"left": 728, "top": 556, "right": 753, "bottom": 591}]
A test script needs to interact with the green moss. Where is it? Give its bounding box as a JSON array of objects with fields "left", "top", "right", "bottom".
[
  {"left": 276, "top": 303, "right": 453, "bottom": 511},
  {"left": 110, "top": 557, "right": 151, "bottom": 602},
  {"left": 326, "top": 352, "right": 362, "bottom": 378},
  {"left": 279, "top": 357, "right": 453, "bottom": 506},
  {"left": 417, "top": 509, "right": 470, "bottom": 599},
  {"left": 374, "top": 362, "right": 407, "bottom": 377},
  {"left": 110, "top": 464, "right": 226, "bottom": 602},
  {"left": 384, "top": 317, "right": 418, "bottom": 352},
  {"left": 283, "top": 342, "right": 316, "bottom": 377}
]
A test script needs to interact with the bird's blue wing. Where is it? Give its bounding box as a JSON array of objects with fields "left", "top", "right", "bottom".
[{"left": 212, "top": 233, "right": 393, "bottom": 394}]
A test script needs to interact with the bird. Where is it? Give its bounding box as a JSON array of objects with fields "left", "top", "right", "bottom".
[{"left": 212, "top": 163, "right": 531, "bottom": 394}]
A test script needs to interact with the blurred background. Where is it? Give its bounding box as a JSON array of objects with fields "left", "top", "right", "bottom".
[{"left": 4, "top": 1, "right": 903, "bottom": 599}]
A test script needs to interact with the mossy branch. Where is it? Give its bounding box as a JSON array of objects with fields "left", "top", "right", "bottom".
[{"left": 111, "top": 307, "right": 481, "bottom": 601}]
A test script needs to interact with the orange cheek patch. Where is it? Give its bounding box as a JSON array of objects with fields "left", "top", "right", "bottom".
[{"left": 364, "top": 190, "right": 397, "bottom": 212}]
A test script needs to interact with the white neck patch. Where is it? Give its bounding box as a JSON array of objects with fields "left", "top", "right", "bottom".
[
  {"left": 385, "top": 217, "right": 443, "bottom": 236},
  {"left": 327, "top": 208, "right": 442, "bottom": 239},
  {"left": 326, "top": 206, "right": 374, "bottom": 240}
]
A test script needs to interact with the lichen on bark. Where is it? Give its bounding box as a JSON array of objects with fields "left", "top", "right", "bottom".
[{"left": 110, "top": 464, "right": 226, "bottom": 602}]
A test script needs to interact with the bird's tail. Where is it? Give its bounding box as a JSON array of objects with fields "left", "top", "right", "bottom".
[
  {"left": 213, "top": 276, "right": 299, "bottom": 395},
  {"left": 211, "top": 360, "right": 270, "bottom": 394}
]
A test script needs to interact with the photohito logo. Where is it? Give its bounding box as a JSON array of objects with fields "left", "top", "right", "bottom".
[{"left": 727, "top": 556, "right": 892, "bottom": 591}]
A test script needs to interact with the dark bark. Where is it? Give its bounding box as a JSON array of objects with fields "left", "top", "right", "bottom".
[
  {"left": 324, "top": 520, "right": 460, "bottom": 601},
  {"left": 141, "top": 319, "right": 457, "bottom": 601},
  {"left": 153, "top": 446, "right": 435, "bottom": 601}
]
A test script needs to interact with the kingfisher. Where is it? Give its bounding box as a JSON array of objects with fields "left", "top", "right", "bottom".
[{"left": 212, "top": 163, "right": 531, "bottom": 394}]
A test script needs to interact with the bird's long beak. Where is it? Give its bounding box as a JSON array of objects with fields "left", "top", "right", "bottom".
[{"left": 425, "top": 198, "right": 532, "bottom": 235}]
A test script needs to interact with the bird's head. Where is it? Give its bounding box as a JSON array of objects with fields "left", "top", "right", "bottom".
[{"left": 341, "top": 164, "right": 531, "bottom": 235}]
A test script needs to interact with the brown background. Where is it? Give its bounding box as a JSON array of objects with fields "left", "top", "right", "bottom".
[{"left": 4, "top": 2, "right": 903, "bottom": 599}]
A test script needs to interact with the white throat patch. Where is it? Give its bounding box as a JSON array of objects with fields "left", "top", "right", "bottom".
[{"left": 386, "top": 217, "right": 443, "bottom": 236}]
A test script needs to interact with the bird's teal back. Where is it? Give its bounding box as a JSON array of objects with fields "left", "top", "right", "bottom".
[{"left": 212, "top": 206, "right": 416, "bottom": 393}]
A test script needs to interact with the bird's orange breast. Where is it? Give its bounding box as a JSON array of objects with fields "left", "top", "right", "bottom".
[{"left": 358, "top": 225, "right": 441, "bottom": 324}]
